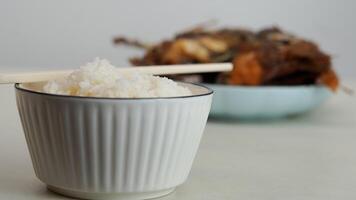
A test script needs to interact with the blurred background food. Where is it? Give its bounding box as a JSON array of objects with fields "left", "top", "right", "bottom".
[
  {"left": 114, "top": 24, "right": 342, "bottom": 119},
  {"left": 115, "top": 25, "right": 339, "bottom": 91}
]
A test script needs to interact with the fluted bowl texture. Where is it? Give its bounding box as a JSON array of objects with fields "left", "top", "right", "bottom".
[{"left": 15, "top": 82, "right": 213, "bottom": 199}]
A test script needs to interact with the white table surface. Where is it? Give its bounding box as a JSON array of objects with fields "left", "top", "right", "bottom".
[{"left": 0, "top": 83, "right": 355, "bottom": 200}]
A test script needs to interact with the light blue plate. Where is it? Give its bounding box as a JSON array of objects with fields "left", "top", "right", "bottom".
[{"left": 205, "top": 84, "right": 332, "bottom": 119}]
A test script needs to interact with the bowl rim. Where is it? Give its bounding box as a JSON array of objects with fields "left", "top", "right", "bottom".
[{"left": 15, "top": 82, "right": 213, "bottom": 100}]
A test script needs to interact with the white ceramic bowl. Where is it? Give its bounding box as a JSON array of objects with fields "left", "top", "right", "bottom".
[
  {"left": 15, "top": 82, "right": 213, "bottom": 200},
  {"left": 206, "top": 84, "right": 332, "bottom": 119}
]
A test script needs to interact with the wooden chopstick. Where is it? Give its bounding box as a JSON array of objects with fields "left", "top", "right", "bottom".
[{"left": 0, "top": 63, "right": 233, "bottom": 84}]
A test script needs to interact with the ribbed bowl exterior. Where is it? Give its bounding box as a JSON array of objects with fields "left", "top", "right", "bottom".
[{"left": 16, "top": 87, "right": 212, "bottom": 193}]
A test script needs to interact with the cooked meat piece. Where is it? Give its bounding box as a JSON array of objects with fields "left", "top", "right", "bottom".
[
  {"left": 317, "top": 69, "right": 339, "bottom": 91},
  {"left": 228, "top": 52, "right": 263, "bottom": 85}
]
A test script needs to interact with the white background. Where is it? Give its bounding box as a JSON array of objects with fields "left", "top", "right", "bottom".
[{"left": 0, "top": 0, "right": 355, "bottom": 78}]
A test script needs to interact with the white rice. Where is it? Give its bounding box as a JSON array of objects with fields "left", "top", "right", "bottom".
[{"left": 42, "top": 58, "right": 192, "bottom": 98}]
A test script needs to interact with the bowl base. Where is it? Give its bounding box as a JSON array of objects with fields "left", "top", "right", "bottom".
[{"left": 47, "top": 185, "right": 175, "bottom": 200}]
